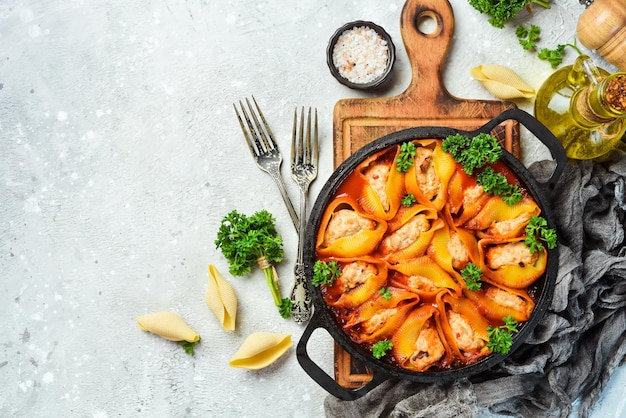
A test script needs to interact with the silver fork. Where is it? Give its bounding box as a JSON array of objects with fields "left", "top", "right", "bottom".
[
  {"left": 289, "top": 106, "right": 318, "bottom": 324},
  {"left": 233, "top": 96, "right": 299, "bottom": 233}
]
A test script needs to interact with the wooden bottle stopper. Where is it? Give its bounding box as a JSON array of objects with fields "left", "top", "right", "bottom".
[{"left": 577, "top": 0, "right": 626, "bottom": 71}]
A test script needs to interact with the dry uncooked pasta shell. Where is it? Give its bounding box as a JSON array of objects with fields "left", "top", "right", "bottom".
[
  {"left": 136, "top": 311, "right": 200, "bottom": 342},
  {"left": 470, "top": 64, "right": 535, "bottom": 99},
  {"left": 229, "top": 332, "right": 292, "bottom": 370},
  {"left": 206, "top": 264, "right": 237, "bottom": 331}
]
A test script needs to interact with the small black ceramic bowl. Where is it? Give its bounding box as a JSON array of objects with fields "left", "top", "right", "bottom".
[{"left": 326, "top": 20, "right": 396, "bottom": 90}]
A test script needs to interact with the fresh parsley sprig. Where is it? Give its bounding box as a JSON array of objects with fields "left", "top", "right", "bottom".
[
  {"left": 524, "top": 215, "right": 557, "bottom": 253},
  {"left": 460, "top": 262, "right": 482, "bottom": 291},
  {"left": 487, "top": 316, "right": 519, "bottom": 354},
  {"left": 476, "top": 166, "right": 523, "bottom": 206},
  {"left": 538, "top": 44, "right": 567, "bottom": 68},
  {"left": 372, "top": 339, "right": 393, "bottom": 359},
  {"left": 396, "top": 141, "right": 417, "bottom": 173},
  {"left": 468, "top": 0, "right": 551, "bottom": 29},
  {"left": 516, "top": 24, "right": 540, "bottom": 51},
  {"left": 215, "top": 209, "right": 292, "bottom": 318},
  {"left": 378, "top": 287, "right": 392, "bottom": 300},
  {"left": 279, "top": 298, "right": 293, "bottom": 318},
  {"left": 441, "top": 133, "right": 471, "bottom": 159},
  {"left": 180, "top": 339, "right": 200, "bottom": 355},
  {"left": 401, "top": 193, "right": 417, "bottom": 207},
  {"left": 442, "top": 133, "right": 502, "bottom": 175},
  {"left": 312, "top": 260, "right": 342, "bottom": 287},
  {"left": 538, "top": 42, "right": 582, "bottom": 68}
]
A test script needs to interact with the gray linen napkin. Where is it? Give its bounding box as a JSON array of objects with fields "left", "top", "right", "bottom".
[{"left": 324, "top": 152, "right": 626, "bottom": 418}]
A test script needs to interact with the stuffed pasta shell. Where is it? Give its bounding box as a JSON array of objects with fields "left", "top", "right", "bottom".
[
  {"left": 321, "top": 257, "right": 388, "bottom": 309},
  {"left": 463, "top": 283, "right": 535, "bottom": 323},
  {"left": 388, "top": 255, "right": 462, "bottom": 300},
  {"left": 478, "top": 236, "right": 547, "bottom": 288},
  {"left": 316, "top": 195, "right": 387, "bottom": 258},
  {"left": 342, "top": 287, "right": 419, "bottom": 344},
  {"left": 439, "top": 294, "right": 491, "bottom": 363},
  {"left": 357, "top": 146, "right": 405, "bottom": 220},
  {"left": 391, "top": 305, "right": 449, "bottom": 371},
  {"left": 380, "top": 204, "right": 443, "bottom": 262},
  {"left": 405, "top": 140, "right": 456, "bottom": 210}
]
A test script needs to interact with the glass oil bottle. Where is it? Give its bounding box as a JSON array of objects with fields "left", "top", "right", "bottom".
[{"left": 534, "top": 55, "right": 626, "bottom": 160}]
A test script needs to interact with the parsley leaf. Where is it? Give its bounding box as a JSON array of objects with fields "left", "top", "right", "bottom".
[
  {"left": 487, "top": 316, "right": 519, "bottom": 354},
  {"left": 537, "top": 41, "right": 582, "bottom": 68},
  {"left": 279, "top": 298, "right": 293, "bottom": 319},
  {"left": 372, "top": 339, "right": 393, "bottom": 359},
  {"left": 378, "top": 288, "right": 392, "bottom": 300},
  {"left": 401, "top": 193, "right": 417, "bottom": 207},
  {"left": 461, "top": 262, "right": 482, "bottom": 291},
  {"left": 524, "top": 215, "right": 557, "bottom": 253},
  {"left": 312, "top": 260, "right": 342, "bottom": 286},
  {"left": 468, "top": 0, "right": 551, "bottom": 29},
  {"left": 538, "top": 44, "right": 567, "bottom": 68},
  {"left": 441, "top": 133, "right": 471, "bottom": 159},
  {"left": 442, "top": 133, "right": 502, "bottom": 175},
  {"left": 180, "top": 338, "right": 200, "bottom": 355},
  {"left": 516, "top": 24, "right": 541, "bottom": 51},
  {"left": 396, "top": 141, "right": 417, "bottom": 173},
  {"left": 476, "top": 166, "right": 523, "bottom": 206},
  {"left": 503, "top": 188, "right": 524, "bottom": 206}
]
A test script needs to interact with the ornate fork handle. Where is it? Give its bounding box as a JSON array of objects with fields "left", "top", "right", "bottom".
[{"left": 291, "top": 260, "right": 312, "bottom": 323}]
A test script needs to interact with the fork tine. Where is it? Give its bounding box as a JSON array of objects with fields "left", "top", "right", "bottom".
[
  {"left": 238, "top": 99, "right": 266, "bottom": 156},
  {"left": 305, "top": 107, "right": 312, "bottom": 164},
  {"left": 312, "top": 108, "right": 319, "bottom": 171},
  {"left": 233, "top": 102, "right": 258, "bottom": 157},
  {"left": 249, "top": 96, "right": 277, "bottom": 152},
  {"left": 243, "top": 97, "right": 269, "bottom": 153},
  {"left": 291, "top": 107, "right": 298, "bottom": 166},
  {"left": 299, "top": 106, "right": 305, "bottom": 163}
]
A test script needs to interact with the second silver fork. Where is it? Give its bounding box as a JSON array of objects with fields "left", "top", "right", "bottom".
[{"left": 289, "top": 107, "right": 318, "bottom": 324}]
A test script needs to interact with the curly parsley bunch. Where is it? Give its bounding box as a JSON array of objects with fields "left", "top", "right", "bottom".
[{"left": 215, "top": 209, "right": 292, "bottom": 318}]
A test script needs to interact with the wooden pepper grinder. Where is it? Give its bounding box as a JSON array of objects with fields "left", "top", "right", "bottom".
[{"left": 577, "top": 0, "right": 626, "bottom": 71}]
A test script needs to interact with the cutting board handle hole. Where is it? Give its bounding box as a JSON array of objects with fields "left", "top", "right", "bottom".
[{"left": 415, "top": 10, "right": 441, "bottom": 37}]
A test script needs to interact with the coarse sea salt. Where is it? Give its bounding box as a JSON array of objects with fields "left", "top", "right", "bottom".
[{"left": 332, "top": 26, "right": 389, "bottom": 84}]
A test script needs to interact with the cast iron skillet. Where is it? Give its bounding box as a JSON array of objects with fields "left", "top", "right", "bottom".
[{"left": 297, "top": 108, "right": 566, "bottom": 401}]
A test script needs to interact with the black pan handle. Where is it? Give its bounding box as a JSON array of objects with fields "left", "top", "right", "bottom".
[
  {"left": 474, "top": 108, "right": 567, "bottom": 190},
  {"left": 296, "top": 311, "right": 390, "bottom": 401}
]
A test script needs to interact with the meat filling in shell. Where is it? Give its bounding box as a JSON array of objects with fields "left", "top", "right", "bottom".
[
  {"left": 448, "top": 311, "right": 485, "bottom": 352},
  {"left": 340, "top": 261, "right": 377, "bottom": 291},
  {"left": 414, "top": 147, "right": 441, "bottom": 201},
  {"left": 487, "top": 212, "right": 533, "bottom": 237},
  {"left": 447, "top": 231, "right": 469, "bottom": 270},
  {"left": 486, "top": 241, "right": 538, "bottom": 269},
  {"left": 364, "top": 163, "right": 391, "bottom": 211},
  {"left": 380, "top": 214, "right": 430, "bottom": 252},
  {"left": 407, "top": 275, "right": 437, "bottom": 293},
  {"left": 485, "top": 287, "right": 527, "bottom": 313},
  {"left": 362, "top": 308, "right": 398, "bottom": 335},
  {"left": 323, "top": 209, "right": 376, "bottom": 247},
  {"left": 411, "top": 323, "right": 445, "bottom": 371}
]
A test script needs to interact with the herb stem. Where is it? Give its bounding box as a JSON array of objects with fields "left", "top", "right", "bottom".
[{"left": 261, "top": 266, "right": 282, "bottom": 306}]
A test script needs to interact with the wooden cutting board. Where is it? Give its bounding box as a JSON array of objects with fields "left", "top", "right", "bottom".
[
  {"left": 332, "top": 0, "right": 520, "bottom": 170},
  {"left": 332, "top": 0, "right": 520, "bottom": 389}
]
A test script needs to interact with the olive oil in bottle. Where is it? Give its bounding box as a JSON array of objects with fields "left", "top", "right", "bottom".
[{"left": 534, "top": 55, "right": 626, "bottom": 160}]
